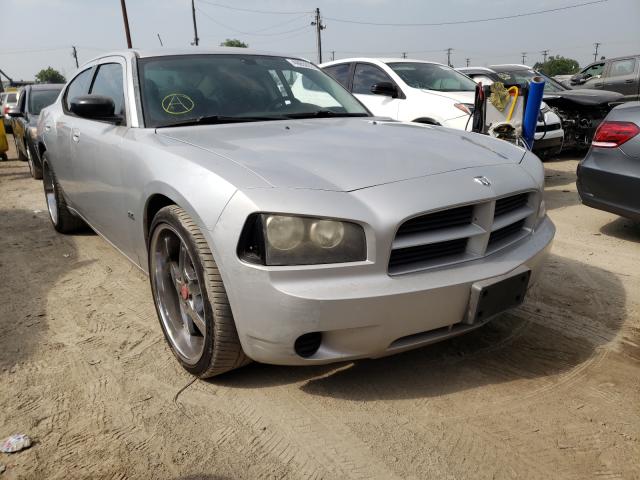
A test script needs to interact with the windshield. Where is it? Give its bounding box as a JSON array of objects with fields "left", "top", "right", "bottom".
[
  {"left": 138, "top": 54, "right": 369, "bottom": 128},
  {"left": 387, "top": 62, "right": 478, "bottom": 92},
  {"left": 29, "top": 89, "right": 61, "bottom": 115},
  {"left": 492, "top": 69, "right": 566, "bottom": 93}
]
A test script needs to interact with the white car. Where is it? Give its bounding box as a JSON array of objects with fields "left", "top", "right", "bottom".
[{"left": 320, "top": 58, "right": 476, "bottom": 130}]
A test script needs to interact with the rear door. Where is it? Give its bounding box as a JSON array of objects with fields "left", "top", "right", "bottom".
[
  {"left": 603, "top": 57, "right": 639, "bottom": 101},
  {"left": 351, "top": 63, "right": 402, "bottom": 119},
  {"left": 70, "top": 57, "right": 133, "bottom": 254}
]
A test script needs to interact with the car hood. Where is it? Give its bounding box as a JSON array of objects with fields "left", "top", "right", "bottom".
[
  {"left": 157, "top": 117, "right": 525, "bottom": 192},
  {"left": 544, "top": 88, "right": 624, "bottom": 106}
]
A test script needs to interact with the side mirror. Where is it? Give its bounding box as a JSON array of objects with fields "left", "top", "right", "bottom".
[
  {"left": 570, "top": 74, "right": 585, "bottom": 85},
  {"left": 7, "top": 107, "right": 23, "bottom": 118},
  {"left": 370, "top": 82, "right": 398, "bottom": 98},
  {"left": 70, "top": 95, "right": 122, "bottom": 124}
]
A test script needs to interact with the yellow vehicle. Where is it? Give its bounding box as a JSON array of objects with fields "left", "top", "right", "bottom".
[{"left": 0, "top": 117, "right": 8, "bottom": 160}]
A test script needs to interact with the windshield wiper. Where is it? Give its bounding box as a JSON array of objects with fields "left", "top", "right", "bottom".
[
  {"left": 157, "top": 115, "right": 287, "bottom": 128},
  {"left": 284, "top": 111, "right": 369, "bottom": 119}
]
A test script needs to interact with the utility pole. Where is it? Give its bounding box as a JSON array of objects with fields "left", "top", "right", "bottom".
[
  {"left": 157, "top": 34, "right": 164, "bottom": 47},
  {"left": 120, "top": 0, "right": 133, "bottom": 48},
  {"left": 593, "top": 42, "right": 601, "bottom": 62},
  {"left": 465, "top": 58, "right": 470, "bottom": 67},
  {"left": 541, "top": 49, "right": 549, "bottom": 63},
  {"left": 402, "top": 52, "right": 407, "bottom": 59},
  {"left": 521, "top": 52, "right": 527, "bottom": 64},
  {"left": 311, "top": 8, "right": 325, "bottom": 64},
  {"left": 331, "top": 50, "right": 335, "bottom": 61},
  {"left": 191, "top": 0, "right": 199, "bottom": 46},
  {"left": 71, "top": 46, "right": 79, "bottom": 68},
  {"left": 446, "top": 48, "right": 453, "bottom": 67}
]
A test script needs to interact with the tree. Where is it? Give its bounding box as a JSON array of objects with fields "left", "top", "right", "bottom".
[
  {"left": 35, "top": 67, "right": 66, "bottom": 84},
  {"left": 220, "top": 39, "right": 248, "bottom": 48},
  {"left": 533, "top": 56, "right": 580, "bottom": 76}
]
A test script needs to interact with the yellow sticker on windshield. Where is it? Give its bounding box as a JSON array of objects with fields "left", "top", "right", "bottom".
[{"left": 162, "top": 93, "right": 195, "bottom": 115}]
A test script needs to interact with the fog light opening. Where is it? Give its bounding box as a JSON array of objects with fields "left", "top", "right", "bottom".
[{"left": 294, "top": 332, "right": 322, "bottom": 358}]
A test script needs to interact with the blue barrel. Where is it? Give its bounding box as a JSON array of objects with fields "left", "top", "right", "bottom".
[{"left": 522, "top": 77, "right": 545, "bottom": 150}]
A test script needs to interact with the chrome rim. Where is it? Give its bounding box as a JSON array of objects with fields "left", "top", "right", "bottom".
[
  {"left": 43, "top": 165, "right": 58, "bottom": 225},
  {"left": 150, "top": 224, "right": 206, "bottom": 365}
]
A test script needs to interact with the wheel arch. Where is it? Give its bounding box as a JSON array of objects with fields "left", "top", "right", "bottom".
[{"left": 411, "top": 117, "right": 441, "bottom": 125}]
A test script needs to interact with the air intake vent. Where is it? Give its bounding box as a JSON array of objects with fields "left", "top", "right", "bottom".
[
  {"left": 494, "top": 193, "right": 528, "bottom": 217},
  {"left": 389, "top": 238, "right": 468, "bottom": 270},
  {"left": 489, "top": 219, "right": 526, "bottom": 246},
  {"left": 396, "top": 205, "right": 473, "bottom": 237}
]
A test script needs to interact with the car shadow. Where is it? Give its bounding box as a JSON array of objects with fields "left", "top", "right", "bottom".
[
  {"left": 0, "top": 209, "right": 89, "bottom": 371},
  {"left": 600, "top": 216, "right": 640, "bottom": 242},
  {"left": 211, "top": 253, "right": 626, "bottom": 401}
]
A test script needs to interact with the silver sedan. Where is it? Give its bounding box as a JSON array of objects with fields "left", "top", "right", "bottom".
[{"left": 38, "top": 49, "right": 555, "bottom": 377}]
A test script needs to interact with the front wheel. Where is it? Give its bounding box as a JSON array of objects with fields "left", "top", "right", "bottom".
[{"left": 149, "top": 205, "right": 249, "bottom": 378}]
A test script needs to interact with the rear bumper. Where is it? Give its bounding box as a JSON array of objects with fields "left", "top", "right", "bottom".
[{"left": 577, "top": 150, "right": 640, "bottom": 221}]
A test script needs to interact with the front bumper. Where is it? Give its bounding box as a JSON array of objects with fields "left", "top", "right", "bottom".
[
  {"left": 210, "top": 161, "right": 554, "bottom": 365},
  {"left": 577, "top": 149, "right": 640, "bottom": 221},
  {"left": 237, "top": 219, "right": 553, "bottom": 365}
]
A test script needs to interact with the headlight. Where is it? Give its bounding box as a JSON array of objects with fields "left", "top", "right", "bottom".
[{"left": 238, "top": 214, "right": 366, "bottom": 266}]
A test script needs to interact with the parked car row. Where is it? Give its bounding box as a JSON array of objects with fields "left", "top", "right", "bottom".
[{"left": 567, "top": 54, "right": 640, "bottom": 102}]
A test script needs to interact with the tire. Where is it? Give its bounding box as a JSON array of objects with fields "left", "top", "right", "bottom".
[
  {"left": 15, "top": 135, "right": 27, "bottom": 161},
  {"left": 149, "top": 205, "right": 249, "bottom": 378},
  {"left": 42, "top": 154, "right": 86, "bottom": 233},
  {"left": 26, "top": 140, "right": 43, "bottom": 179}
]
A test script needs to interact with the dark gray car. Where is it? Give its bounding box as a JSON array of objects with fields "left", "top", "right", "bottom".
[
  {"left": 9, "top": 83, "right": 63, "bottom": 178},
  {"left": 577, "top": 101, "right": 640, "bottom": 221},
  {"left": 569, "top": 54, "right": 640, "bottom": 102}
]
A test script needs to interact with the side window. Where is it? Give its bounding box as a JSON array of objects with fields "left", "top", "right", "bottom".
[
  {"left": 65, "top": 68, "right": 93, "bottom": 111},
  {"left": 583, "top": 63, "right": 604, "bottom": 78},
  {"left": 18, "top": 89, "right": 27, "bottom": 112},
  {"left": 352, "top": 64, "right": 393, "bottom": 95},
  {"left": 608, "top": 59, "right": 636, "bottom": 77},
  {"left": 90, "top": 63, "right": 125, "bottom": 117},
  {"left": 323, "top": 64, "right": 351, "bottom": 88}
]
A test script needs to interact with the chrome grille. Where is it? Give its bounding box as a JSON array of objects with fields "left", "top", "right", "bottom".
[{"left": 389, "top": 192, "right": 537, "bottom": 275}]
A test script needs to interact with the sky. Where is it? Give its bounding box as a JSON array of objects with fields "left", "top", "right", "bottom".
[{"left": 1, "top": 0, "right": 639, "bottom": 81}]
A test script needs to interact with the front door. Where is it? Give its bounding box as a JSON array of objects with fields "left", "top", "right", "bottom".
[
  {"left": 351, "top": 63, "right": 402, "bottom": 119},
  {"left": 70, "top": 58, "right": 133, "bottom": 257}
]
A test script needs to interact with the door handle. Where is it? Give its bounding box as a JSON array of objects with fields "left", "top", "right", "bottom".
[
  {"left": 72, "top": 128, "right": 80, "bottom": 143},
  {"left": 44, "top": 125, "right": 51, "bottom": 132},
  {"left": 624, "top": 79, "right": 633, "bottom": 84}
]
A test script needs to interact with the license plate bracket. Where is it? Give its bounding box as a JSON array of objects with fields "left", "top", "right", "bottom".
[{"left": 465, "top": 266, "right": 531, "bottom": 325}]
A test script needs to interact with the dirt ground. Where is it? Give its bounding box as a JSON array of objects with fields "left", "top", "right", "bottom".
[{"left": 0, "top": 135, "right": 638, "bottom": 480}]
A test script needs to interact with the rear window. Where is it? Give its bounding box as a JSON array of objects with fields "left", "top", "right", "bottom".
[
  {"left": 29, "top": 89, "right": 62, "bottom": 115},
  {"left": 5, "top": 93, "right": 17, "bottom": 103}
]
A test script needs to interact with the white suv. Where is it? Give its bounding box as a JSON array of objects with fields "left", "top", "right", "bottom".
[{"left": 320, "top": 58, "right": 477, "bottom": 130}]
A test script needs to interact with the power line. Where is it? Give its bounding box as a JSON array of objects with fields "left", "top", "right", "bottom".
[
  {"left": 324, "top": 0, "right": 607, "bottom": 26},
  {"left": 197, "top": 0, "right": 310, "bottom": 15},
  {"left": 197, "top": 7, "right": 310, "bottom": 37}
]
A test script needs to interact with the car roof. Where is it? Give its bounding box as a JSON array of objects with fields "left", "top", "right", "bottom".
[
  {"left": 489, "top": 64, "right": 533, "bottom": 72},
  {"left": 320, "top": 58, "right": 449, "bottom": 68},
  {"left": 83, "top": 47, "right": 308, "bottom": 65},
  {"left": 29, "top": 83, "right": 65, "bottom": 90}
]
